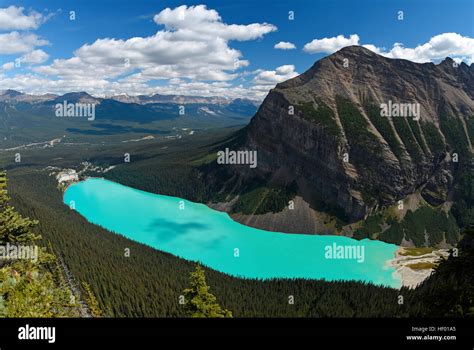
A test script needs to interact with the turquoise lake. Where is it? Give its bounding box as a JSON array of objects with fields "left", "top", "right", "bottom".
[{"left": 64, "top": 178, "right": 401, "bottom": 288}]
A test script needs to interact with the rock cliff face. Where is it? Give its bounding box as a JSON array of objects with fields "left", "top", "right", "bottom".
[{"left": 231, "top": 46, "right": 473, "bottom": 223}]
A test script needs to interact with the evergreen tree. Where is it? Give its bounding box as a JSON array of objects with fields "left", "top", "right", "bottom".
[
  {"left": 183, "top": 265, "right": 232, "bottom": 318},
  {"left": 0, "top": 171, "right": 39, "bottom": 243},
  {"left": 0, "top": 171, "right": 80, "bottom": 317},
  {"left": 82, "top": 281, "right": 103, "bottom": 317}
]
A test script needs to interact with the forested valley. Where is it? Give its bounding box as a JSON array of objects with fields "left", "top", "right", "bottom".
[
  {"left": 0, "top": 124, "right": 470, "bottom": 318},
  {"left": 3, "top": 165, "right": 473, "bottom": 317}
]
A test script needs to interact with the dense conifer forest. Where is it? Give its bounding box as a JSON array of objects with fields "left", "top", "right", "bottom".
[
  {"left": 4, "top": 166, "right": 473, "bottom": 317},
  {"left": 0, "top": 171, "right": 82, "bottom": 317}
]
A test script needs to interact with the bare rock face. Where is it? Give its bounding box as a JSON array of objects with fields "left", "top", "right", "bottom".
[{"left": 238, "top": 46, "right": 473, "bottom": 222}]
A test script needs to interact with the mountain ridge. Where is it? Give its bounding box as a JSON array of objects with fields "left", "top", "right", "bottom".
[
  {"left": 205, "top": 45, "right": 473, "bottom": 247},
  {"left": 0, "top": 89, "right": 260, "bottom": 106}
]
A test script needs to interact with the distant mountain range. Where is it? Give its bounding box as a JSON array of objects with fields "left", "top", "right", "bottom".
[
  {"left": 0, "top": 89, "right": 260, "bottom": 108},
  {"left": 0, "top": 89, "right": 58, "bottom": 103},
  {"left": 0, "top": 90, "right": 259, "bottom": 137},
  {"left": 205, "top": 46, "right": 473, "bottom": 247}
]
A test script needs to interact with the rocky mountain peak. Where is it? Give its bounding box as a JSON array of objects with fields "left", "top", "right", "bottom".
[
  {"left": 54, "top": 92, "right": 100, "bottom": 104},
  {"left": 1, "top": 89, "right": 23, "bottom": 97},
  {"left": 220, "top": 46, "right": 473, "bottom": 228}
]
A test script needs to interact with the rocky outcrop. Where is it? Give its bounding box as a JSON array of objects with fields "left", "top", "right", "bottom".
[{"left": 215, "top": 46, "right": 473, "bottom": 224}]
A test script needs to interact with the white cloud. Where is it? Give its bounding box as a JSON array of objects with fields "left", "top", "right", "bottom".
[
  {"left": 370, "top": 33, "right": 474, "bottom": 64},
  {"left": 153, "top": 5, "right": 276, "bottom": 41},
  {"left": 0, "top": 73, "right": 270, "bottom": 100},
  {"left": 20, "top": 49, "right": 49, "bottom": 64},
  {"left": 0, "top": 64, "right": 296, "bottom": 100},
  {"left": 35, "top": 55, "right": 127, "bottom": 79},
  {"left": 0, "top": 32, "right": 49, "bottom": 54},
  {"left": 361, "top": 44, "right": 381, "bottom": 54},
  {"left": 253, "top": 64, "right": 298, "bottom": 85},
  {"left": 274, "top": 41, "right": 296, "bottom": 50},
  {"left": 303, "top": 34, "right": 359, "bottom": 54},
  {"left": 303, "top": 33, "right": 474, "bottom": 64},
  {"left": 1, "top": 62, "right": 14, "bottom": 71},
  {"left": 0, "top": 6, "right": 44, "bottom": 31},
  {"left": 33, "top": 5, "right": 276, "bottom": 83},
  {"left": 0, "top": 5, "right": 280, "bottom": 100}
]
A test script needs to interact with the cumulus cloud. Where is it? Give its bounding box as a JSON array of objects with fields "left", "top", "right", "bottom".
[
  {"left": 303, "top": 33, "right": 474, "bottom": 64},
  {"left": 0, "top": 5, "right": 280, "bottom": 100},
  {"left": 33, "top": 5, "right": 276, "bottom": 83},
  {"left": 0, "top": 6, "right": 45, "bottom": 31},
  {"left": 1, "top": 62, "right": 14, "bottom": 71},
  {"left": 139, "top": 81, "right": 255, "bottom": 99},
  {"left": 369, "top": 33, "right": 474, "bottom": 64},
  {"left": 2, "top": 73, "right": 108, "bottom": 95},
  {"left": 274, "top": 41, "right": 296, "bottom": 50},
  {"left": 0, "top": 72, "right": 269, "bottom": 100},
  {"left": 0, "top": 32, "right": 49, "bottom": 54},
  {"left": 154, "top": 5, "right": 276, "bottom": 41},
  {"left": 20, "top": 49, "right": 49, "bottom": 64},
  {"left": 303, "top": 34, "right": 359, "bottom": 54},
  {"left": 0, "top": 64, "right": 297, "bottom": 101},
  {"left": 253, "top": 64, "right": 298, "bottom": 85}
]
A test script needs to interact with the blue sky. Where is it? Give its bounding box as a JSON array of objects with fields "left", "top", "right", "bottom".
[{"left": 0, "top": 0, "right": 472, "bottom": 98}]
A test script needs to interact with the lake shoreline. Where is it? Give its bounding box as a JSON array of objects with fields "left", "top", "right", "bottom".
[
  {"left": 65, "top": 178, "right": 401, "bottom": 288},
  {"left": 388, "top": 247, "right": 450, "bottom": 289}
]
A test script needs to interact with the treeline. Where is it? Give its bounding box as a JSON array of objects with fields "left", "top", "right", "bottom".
[
  {"left": 106, "top": 164, "right": 209, "bottom": 204},
  {"left": 451, "top": 163, "right": 474, "bottom": 229},
  {"left": 354, "top": 206, "right": 460, "bottom": 246},
  {"left": 233, "top": 182, "right": 298, "bottom": 215},
  {"left": 409, "top": 224, "right": 474, "bottom": 317}
]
